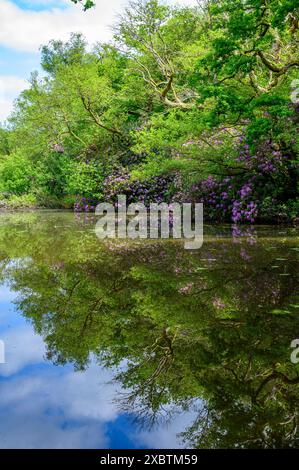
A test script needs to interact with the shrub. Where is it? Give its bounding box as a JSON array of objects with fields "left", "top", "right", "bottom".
[
  {"left": 66, "top": 160, "right": 104, "bottom": 200},
  {"left": 2, "top": 194, "right": 37, "bottom": 209},
  {"left": 102, "top": 169, "right": 176, "bottom": 206},
  {"left": 0, "top": 152, "right": 34, "bottom": 195}
]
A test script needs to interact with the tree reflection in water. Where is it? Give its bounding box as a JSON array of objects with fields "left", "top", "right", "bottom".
[{"left": 0, "top": 212, "right": 298, "bottom": 448}]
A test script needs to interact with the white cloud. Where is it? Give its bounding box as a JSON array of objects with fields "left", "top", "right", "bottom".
[
  {"left": 0, "top": 284, "right": 17, "bottom": 303},
  {"left": 0, "top": 75, "right": 28, "bottom": 94},
  {"left": 0, "top": 75, "right": 30, "bottom": 121},
  {"left": 0, "top": 324, "right": 45, "bottom": 376},
  {"left": 0, "top": 0, "right": 126, "bottom": 52},
  {"left": 0, "top": 99, "right": 15, "bottom": 121},
  {"left": 0, "top": 363, "right": 118, "bottom": 448},
  {"left": 0, "top": 319, "right": 120, "bottom": 448},
  {"left": 0, "top": 0, "right": 198, "bottom": 120},
  {"left": 0, "top": 353, "right": 194, "bottom": 448},
  {"left": 0, "top": 316, "right": 195, "bottom": 448},
  {"left": 132, "top": 411, "right": 196, "bottom": 448},
  {"left": 0, "top": 0, "right": 198, "bottom": 53}
]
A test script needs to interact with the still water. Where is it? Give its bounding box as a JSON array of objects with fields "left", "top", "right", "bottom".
[{"left": 0, "top": 211, "right": 298, "bottom": 448}]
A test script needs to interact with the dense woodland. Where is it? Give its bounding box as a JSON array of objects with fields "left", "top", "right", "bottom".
[{"left": 0, "top": 0, "right": 298, "bottom": 223}]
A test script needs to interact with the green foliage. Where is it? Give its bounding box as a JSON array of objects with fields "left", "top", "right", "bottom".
[
  {"left": 0, "top": 0, "right": 298, "bottom": 218},
  {"left": 66, "top": 159, "right": 104, "bottom": 198},
  {"left": 70, "top": 0, "right": 95, "bottom": 10},
  {"left": 2, "top": 193, "right": 37, "bottom": 209},
  {"left": 0, "top": 128, "right": 10, "bottom": 156},
  {"left": 0, "top": 152, "right": 34, "bottom": 195},
  {"left": 40, "top": 33, "right": 88, "bottom": 75}
]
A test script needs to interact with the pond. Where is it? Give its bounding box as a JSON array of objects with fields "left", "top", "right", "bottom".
[{"left": 0, "top": 211, "right": 298, "bottom": 449}]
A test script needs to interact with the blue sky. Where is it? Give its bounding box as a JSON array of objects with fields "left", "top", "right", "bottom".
[
  {"left": 0, "top": 0, "right": 196, "bottom": 122},
  {"left": 0, "top": 280, "right": 194, "bottom": 448},
  {"left": 14, "top": 1, "right": 68, "bottom": 11}
]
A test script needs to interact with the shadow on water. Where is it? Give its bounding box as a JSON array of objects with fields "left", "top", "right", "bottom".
[{"left": 0, "top": 211, "right": 298, "bottom": 448}]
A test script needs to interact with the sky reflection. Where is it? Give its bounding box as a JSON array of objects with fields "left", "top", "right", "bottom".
[{"left": 0, "top": 287, "right": 190, "bottom": 448}]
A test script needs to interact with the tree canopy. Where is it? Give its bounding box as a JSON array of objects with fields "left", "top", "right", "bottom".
[{"left": 0, "top": 0, "right": 298, "bottom": 222}]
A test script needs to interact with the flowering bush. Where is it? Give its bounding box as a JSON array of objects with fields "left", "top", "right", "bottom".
[
  {"left": 74, "top": 196, "right": 98, "bottom": 212},
  {"left": 102, "top": 169, "right": 176, "bottom": 207},
  {"left": 181, "top": 137, "right": 298, "bottom": 224}
]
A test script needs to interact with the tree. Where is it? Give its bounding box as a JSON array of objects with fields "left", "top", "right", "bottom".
[
  {"left": 2, "top": 1, "right": 298, "bottom": 222},
  {"left": 70, "top": 0, "right": 95, "bottom": 10}
]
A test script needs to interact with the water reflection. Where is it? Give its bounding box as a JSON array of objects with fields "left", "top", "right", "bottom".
[{"left": 0, "top": 211, "right": 298, "bottom": 448}]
